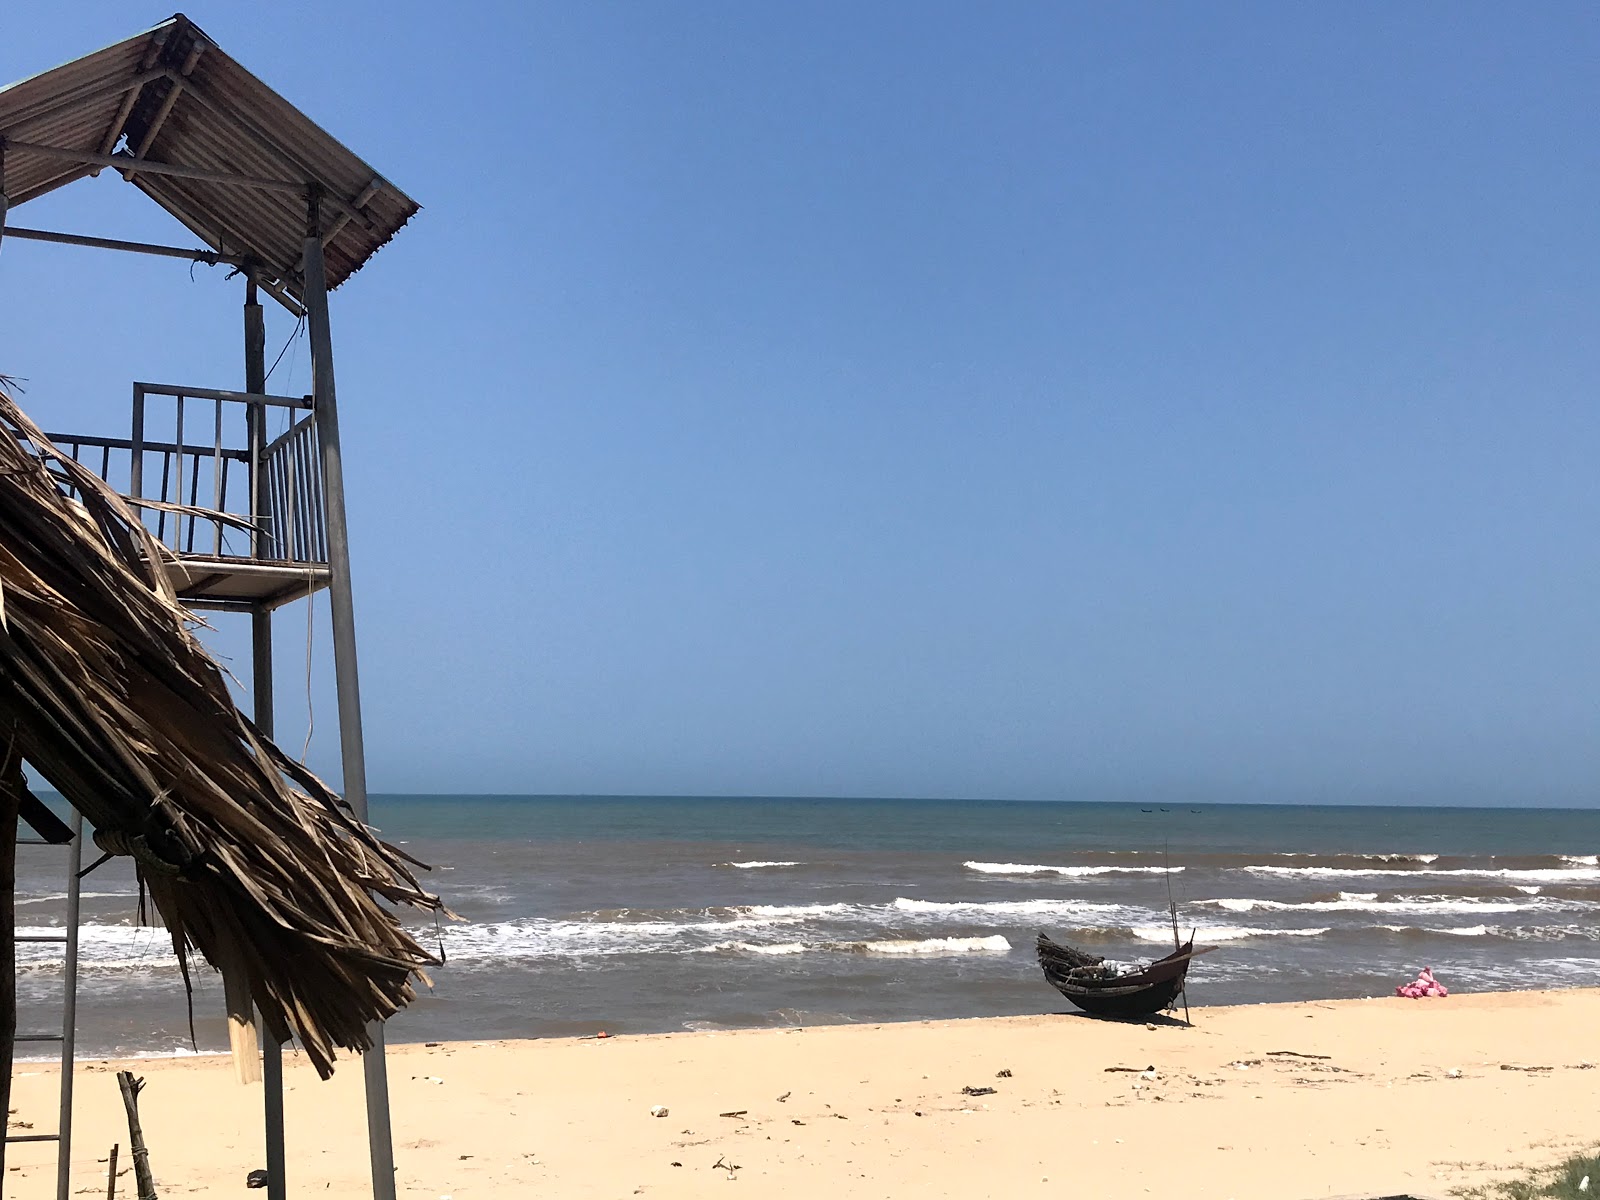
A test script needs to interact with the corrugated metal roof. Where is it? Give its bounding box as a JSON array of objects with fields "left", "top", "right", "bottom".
[{"left": 0, "top": 14, "right": 418, "bottom": 302}]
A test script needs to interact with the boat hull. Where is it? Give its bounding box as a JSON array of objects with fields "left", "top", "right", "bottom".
[{"left": 1036, "top": 933, "right": 1204, "bottom": 1018}]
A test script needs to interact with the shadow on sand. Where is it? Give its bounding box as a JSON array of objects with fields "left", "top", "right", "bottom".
[{"left": 1048, "top": 1009, "right": 1193, "bottom": 1029}]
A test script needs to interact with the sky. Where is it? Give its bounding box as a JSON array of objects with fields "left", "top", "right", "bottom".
[{"left": 2, "top": 3, "right": 1598, "bottom": 805}]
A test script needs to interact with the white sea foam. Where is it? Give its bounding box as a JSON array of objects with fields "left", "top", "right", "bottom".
[
  {"left": 588, "top": 903, "right": 838, "bottom": 924},
  {"left": 862, "top": 935, "right": 1011, "bottom": 956},
  {"left": 707, "top": 935, "right": 1012, "bottom": 958},
  {"left": 1198, "top": 897, "right": 1529, "bottom": 916},
  {"left": 13, "top": 923, "right": 180, "bottom": 973},
  {"left": 13, "top": 1045, "right": 233, "bottom": 1064},
  {"left": 963, "top": 861, "right": 1185, "bottom": 877},
  {"left": 14, "top": 891, "right": 137, "bottom": 906},
  {"left": 1241, "top": 865, "right": 1600, "bottom": 883},
  {"left": 1516, "top": 886, "right": 1544, "bottom": 895},
  {"left": 1381, "top": 923, "right": 1597, "bottom": 943},
  {"left": 738, "top": 903, "right": 854, "bottom": 919},
  {"left": 432, "top": 915, "right": 815, "bottom": 962},
  {"left": 1377, "top": 924, "right": 1492, "bottom": 937},
  {"left": 1561, "top": 855, "right": 1599, "bottom": 867},
  {"left": 718, "top": 861, "right": 803, "bottom": 869},
  {"left": 1281, "top": 853, "right": 1438, "bottom": 863},
  {"left": 891, "top": 897, "right": 1129, "bottom": 919},
  {"left": 1131, "top": 925, "right": 1330, "bottom": 943},
  {"left": 404, "top": 894, "right": 1175, "bottom": 966},
  {"left": 712, "top": 941, "right": 810, "bottom": 956}
]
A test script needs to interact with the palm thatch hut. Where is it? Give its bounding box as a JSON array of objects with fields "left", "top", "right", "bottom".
[
  {"left": 1, "top": 14, "right": 436, "bottom": 1198},
  {"left": 0, "top": 383, "right": 442, "bottom": 1076}
]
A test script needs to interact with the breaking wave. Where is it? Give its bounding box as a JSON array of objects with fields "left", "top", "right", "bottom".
[
  {"left": 718, "top": 861, "right": 803, "bottom": 869},
  {"left": 14, "top": 891, "right": 137, "bottom": 907},
  {"left": 1132, "top": 925, "right": 1330, "bottom": 943},
  {"left": 1197, "top": 896, "right": 1534, "bottom": 916},
  {"left": 706, "top": 935, "right": 1012, "bottom": 958},
  {"left": 14, "top": 923, "right": 181, "bottom": 976},
  {"left": 891, "top": 896, "right": 1128, "bottom": 918},
  {"left": 963, "top": 861, "right": 1185, "bottom": 877},
  {"left": 1241, "top": 866, "right": 1600, "bottom": 884}
]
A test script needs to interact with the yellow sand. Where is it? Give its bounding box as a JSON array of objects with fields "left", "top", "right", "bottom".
[{"left": 8, "top": 989, "right": 1600, "bottom": 1199}]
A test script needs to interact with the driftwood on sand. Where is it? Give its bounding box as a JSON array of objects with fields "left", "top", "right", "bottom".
[{"left": 0, "top": 380, "right": 442, "bottom": 1077}]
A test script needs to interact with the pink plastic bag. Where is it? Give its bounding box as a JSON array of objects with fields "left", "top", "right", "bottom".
[{"left": 1396, "top": 966, "right": 1448, "bottom": 998}]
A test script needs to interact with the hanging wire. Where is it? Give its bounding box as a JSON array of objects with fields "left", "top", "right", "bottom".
[{"left": 264, "top": 313, "right": 306, "bottom": 384}]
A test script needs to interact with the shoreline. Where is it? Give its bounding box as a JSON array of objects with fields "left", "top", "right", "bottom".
[{"left": 9, "top": 988, "right": 1600, "bottom": 1198}]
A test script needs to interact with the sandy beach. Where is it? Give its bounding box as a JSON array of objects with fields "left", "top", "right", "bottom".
[{"left": 5, "top": 988, "right": 1598, "bottom": 1198}]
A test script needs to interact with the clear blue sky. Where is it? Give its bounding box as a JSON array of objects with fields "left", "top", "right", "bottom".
[{"left": 3, "top": 4, "right": 1598, "bottom": 804}]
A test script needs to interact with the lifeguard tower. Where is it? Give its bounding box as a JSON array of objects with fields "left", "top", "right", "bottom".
[{"left": 0, "top": 14, "right": 418, "bottom": 1198}]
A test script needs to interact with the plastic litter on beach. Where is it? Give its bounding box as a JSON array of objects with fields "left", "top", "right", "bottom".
[
  {"left": 1395, "top": 966, "right": 1449, "bottom": 998},
  {"left": 650, "top": 1105, "right": 669, "bottom": 1117}
]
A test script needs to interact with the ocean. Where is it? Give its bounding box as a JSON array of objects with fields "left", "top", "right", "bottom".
[{"left": 13, "top": 795, "right": 1600, "bottom": 1059}]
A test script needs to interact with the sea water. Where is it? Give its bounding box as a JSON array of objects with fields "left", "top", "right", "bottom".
[{"left": 13, "top": 795, "right": 1600, "bottom": 1057}]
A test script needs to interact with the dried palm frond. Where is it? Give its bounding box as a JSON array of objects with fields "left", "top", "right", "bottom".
[{"left": 0, "top": 381, "right": 442, "bottom": 1078}]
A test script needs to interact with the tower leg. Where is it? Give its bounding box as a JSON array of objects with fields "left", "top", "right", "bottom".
[
  {"left": 246, "top": 278, "right": 287, "bottom": 1200},
  {"left": 301, "top": 207, "right": 397, "bottom": 1200}
]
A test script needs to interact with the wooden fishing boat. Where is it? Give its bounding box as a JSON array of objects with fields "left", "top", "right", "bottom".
[{"left": 1035, "top": 933, "right": 1214, "bottom": 1018}]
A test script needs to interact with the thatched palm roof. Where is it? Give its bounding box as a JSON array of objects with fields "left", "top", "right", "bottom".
[{"left": 0, "top": 381, "right": 441, "bottom": 1077}]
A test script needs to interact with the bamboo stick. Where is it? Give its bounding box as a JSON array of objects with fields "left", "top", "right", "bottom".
[{"left": 116, "top": 1072, "right": 157, "bottom": 1200}]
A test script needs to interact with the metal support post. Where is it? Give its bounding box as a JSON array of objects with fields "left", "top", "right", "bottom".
[
  {"left": 245, "top": 278, "right": 287, "bottom": 1200},
  {"left": 55, "top": 809, "right": 82, "bottom": 1200},
  {"left": 301, "top": 195, "right": 397, "bottom": 1200}
]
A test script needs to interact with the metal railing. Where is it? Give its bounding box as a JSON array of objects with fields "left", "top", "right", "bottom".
[
  {"left": 46, "top": 381, "right": 322, "bottom": 565},
  {"left": 260, "top": 410, "right": 327, "bottom": 564}
]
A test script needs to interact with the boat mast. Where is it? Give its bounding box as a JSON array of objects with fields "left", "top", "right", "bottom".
[{"left": 1164, "top": 839, "right": 1190, "bottom": 1025}]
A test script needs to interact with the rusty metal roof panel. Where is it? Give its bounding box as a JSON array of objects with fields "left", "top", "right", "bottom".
[
  {"left": 0, "top": 14, "right": 417, "bottom": 301},
  {"left": 0, "top": 24, "right": 163, "bottom": 204}
]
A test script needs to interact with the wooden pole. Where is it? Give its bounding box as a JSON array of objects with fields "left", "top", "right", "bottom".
[
  {"left": 0, "top": 744, "right": 23, "bottom": 1178},
  {"left": 107, "top": 1143, "right": 120, "bottom": 1200},
  {"left": 115, "top": 1072, "right": 157, "bottom": 1200}
]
